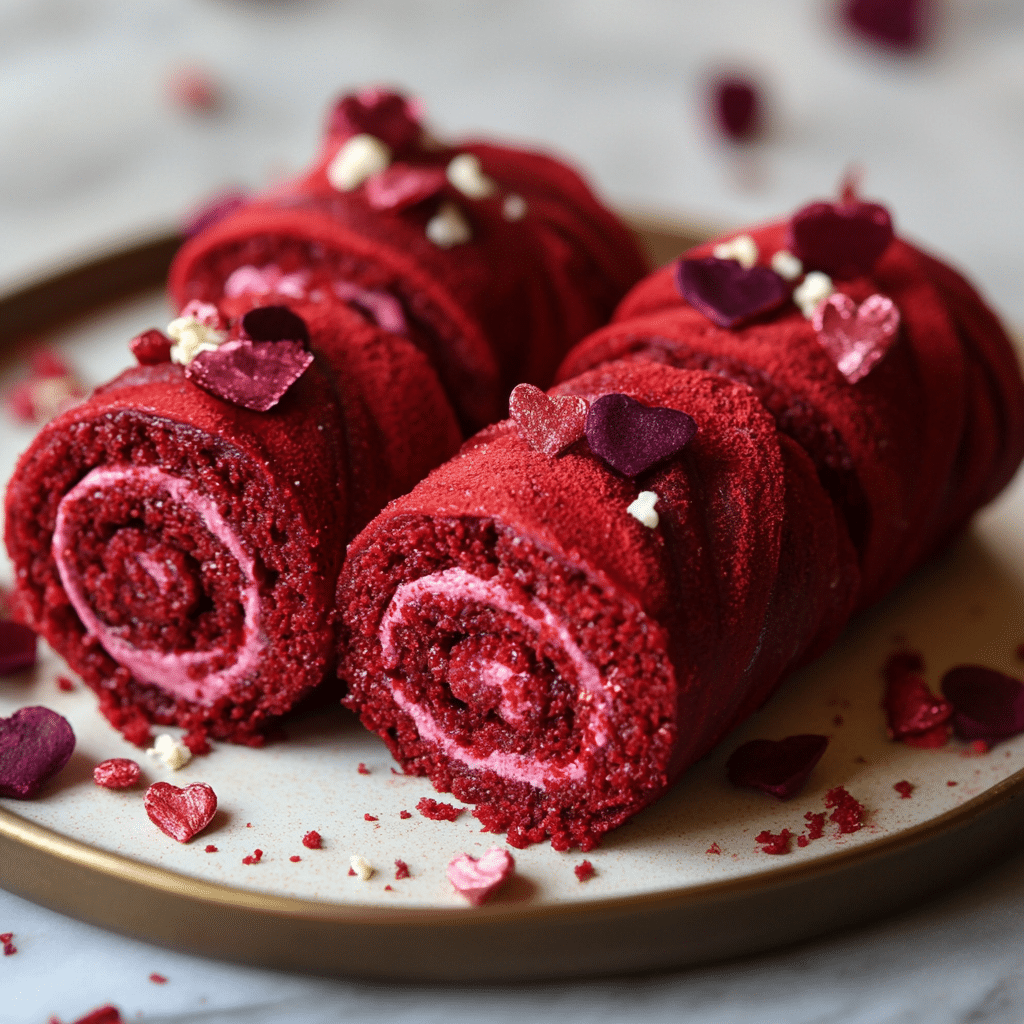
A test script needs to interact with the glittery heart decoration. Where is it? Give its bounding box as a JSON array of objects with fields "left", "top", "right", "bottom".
[
  {"left": 328, "top": 88, "right": 423, "bottom": 154},
  {"left": 675, "top": 257, "right": 789, "bottom": 328},
  {"left": 144, "top": 781, "right": 218, "bottom": 843},
  {"left": 941, "top": 666, "right": 1024, "bottom": 744},
  {"left": 788, "top": 199, "right": 894, "bottom": 279},
  {"left": 129, "top": 329, "right": 173, "bottom": 366},
  {"left": 364, "top": 163, "right": 446, "bottom": 211},
  {"left": 447, "top": 848, "right": 516, "bottom": 906},
  {"left": 726, "top": 735, "right": 829, "bottom": 800},
  {"left": 185, "top": 339, "right": 314, "bottom": 412},
  {"left": 884, "top": 670, "right": 952, "bottom": 740},
  {"left": 813, "top": 293, "right": 900, "bottom": 383},
  {"left": 0, "top": 706, "right": 76, "bottom": 799},
  {"left": 584, "top": 393, "right": 697, "bottom": 476},
  {"left": 239, "top": 305, "right": 310, "bottom": 346},
  {"left": 509, "top": 383, "right": 588, "bottom": 455}
]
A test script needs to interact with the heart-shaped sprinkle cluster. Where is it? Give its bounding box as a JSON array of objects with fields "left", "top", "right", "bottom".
[
  {"left": 0, "top": 706, "right": 76, "bottom": 799},
  {"left": 328, "top": 88, "right": 423, "bottom": 155},
  {"left": 144, "top": 781, "right": 218, "bottom": 842},
  {"left": 447, "top": 847, "right": 516, "bottom": 905},
  {"left": 676, "top": 257, "right": 789, "bottom": 328},
  {"left": 585, "top": 393, "right": 697, "bottom": 476},
  {"left": 813, "top": 293, "right": 900, "bottom": 383},
  {"left": 0, "top": 621, "right": 37, "bottom": 675},
  {"left": 509, "top": 384, "right": 588, "bottom": 455},
  {"left": 941, "top": 666, "right": 1024, "bottom": 744},
  {"left": 186, "top": 339, "right": 314, "bottom": 412},
  {"left": 129, "top": 329, "right": 173, "bottom": 366},
  {"left": 364, "top": 163, "right": 447, "bottom": 211},
  {"left": 788, "top": 198, "right": 894, "bottom": 279},
  {"left": 726, "top": 734, "right": 829, "bottom": 800}
]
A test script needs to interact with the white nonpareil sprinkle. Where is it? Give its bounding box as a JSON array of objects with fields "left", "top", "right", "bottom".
[
  {"left": 446, "top": 153, "right": 497, "bottom": 199},
  {"left": 426, "top": 202, "right": 473, "bottom": 248},
  {"left": 794, "top": 271, "right": 835, "bottom": 319},
  {"left": 771, "top": 250, "right": 804, "bottom": 281},
  {"left": 326, "top": 134, "right": 391, "bottom": 192},
  {"left": 350, "top": 854, "right": 374, "bottom": 881},
  {"left": 627, "top": 490, "right": 660, "bottom": 529},
  {"left": 713, "top": 234, "right": 758, "bottom": 269},
  {"left": 146, "top": 733, "right": 192, "bottom": 771},
  {"left": 502, "top": 194, "right": 527, "bottom": 221},
  {"left": 167, "top": 315, "right": 226, "bottom": 366}
]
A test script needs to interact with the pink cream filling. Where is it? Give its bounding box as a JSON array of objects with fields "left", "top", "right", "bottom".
[
  {"left": 52, "top": 466, "right": 264, "bottom": 705},
  {"left": 379, "top": 567, "right": 610, "bottom": 790}
]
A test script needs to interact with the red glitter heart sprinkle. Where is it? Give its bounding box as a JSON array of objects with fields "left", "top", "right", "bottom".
[
  {"left": 328, "top": 88, "right": 423, "bottom": 154},
  {"left": 93, "top": 758, "right": 141, "bottom": 790},
  {"left": 185, "top": 339, "right": 314, "bottom": 412},
  {"left": 711, "top": 75, "right": 763, "bottom": 141},
  {"left": 365, "top": 163, "right": 447, "bottom": 211},
  {"left": 727, "top": 734, "right": 829, "bottom": 800},
  {"left": 941, "top": 665, "right": 1024, "bottom": 743},
  {"left": 0, "top": 621, "right": 37, "bottom": 674},
  {"left": 0, "top": 706, "right": 75, "bottom": 799},
  {"left": 788, "top": 198, "right": 894, "bottom": 279},
  {"left": 144, "top": 781, "right": 217, "bottom": 843},
  {"left": 510, "top": 383, "right": 589, "bottom": 456},
  {"left": 676, "top": 257, "right": 789, "bottom": 328},
  {"left": 239, "top": 306, "right": 310, "bottom": 346},
  {"left": 584, "top": 392, "right": 697, "bottom": 477},
  {"left": 813, "top": 293, "right": 900, "bottom": 383},
  {"left": 884, "top": 669, "right": 951, "bottom": 740},
  {"left": 447, "top": 848, "right": 515, "bottom": 905},
  {"left": 129, "top": 329, "right": 173, "bottom": 366}
]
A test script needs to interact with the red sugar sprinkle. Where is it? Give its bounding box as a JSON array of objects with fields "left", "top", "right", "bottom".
[
  {"left": 972, "top": 740, "right": 991, "bottom": 754},
  {"left": 883, "top": 655, "right": 952, "bottom": 742},
  {"left": 70, "top": 1008, "right": 123, "bottom": 1024},
  {"left": 394, "top": 859, "right": 410, "bottom": 880},
  {"left": 706, "top": 842, "right": 722, "bottom": 855},
  {"left": 825, "top": 786, "right": 865, "bottom": 834},
  {"left": 56, "top": 676, "right": 75, "bottom": 692},
  {"left": 755, "top": 828, "right": 794, "bottom": 855},
  {"left": 205, "top": 845, "right": 218, "bottom": 853},
  {"left": 242, "top": 849, "right": 263, "bottom": 865},
  {"left": 357, "top": 762, "right": 370, "bottom": 775},
  {"left": 894, "top": 780, "right": 914, "bottom": 799},
  {"left": 348, "top": 867, "right": 356, "bottom": 876},
  {"left": 0, "top": 932, "right": 10, "bottom": 942},
  {"left": 574, "top": 859, "right": 596, "bottom": 881},
  {"left": 385, "top": 884, "right": 394, "bottom": 891},
  {"left": 302, "top": 830, "right": 322, "bottom": 849},
  {"left": 399, "top": 810, "right": 412, "bottom": 819},
  {"left": 416, "top": 797, "right": 464, "bottom": 821},
  {"left": 92, "top": 758, "right": 141, "bottom": 790},
  {"left": 289, "top": 855, "right": 301, "bottom": 863},
  {"left": 364, "top": 814, "right": 378, "bottom": 822},
  {"left": 947, "top": 780, "right": 958, "bottom": 787},
  {"left": 149, "top": 973, "right": 167, "bottom": 984}
]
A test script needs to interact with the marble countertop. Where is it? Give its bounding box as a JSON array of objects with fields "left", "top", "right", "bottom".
[{"left": 4, "top": 0, "right": 1024, "bottom": 1020}]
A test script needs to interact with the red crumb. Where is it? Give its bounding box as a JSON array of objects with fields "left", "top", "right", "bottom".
[
  {"left": 947, "top": 780, "right": 958, "bottom": 786},
  {"left": 804, "top": 811, "right": 826, "bottom": 840},
  {"left": 290, "top": 855, "right": 301, "bottom": 862},
  {"left": 833, "top": 714, "right": 845, "bottom": 727},
  {"left": 797, "top": 835, "right": 809, "bottom": 848},
  {"left": 242, "top": 849, "right": 263, "bottom": 865},
  {"left": 394, "top": 859, "right": 410, "bottom": 879},
  {"left": 348, "top": 867, "right": 356, "bottom": 876},
  {"left": 574, "top": 859, "right": 596, "bottom": 881},
  {"left": 894, "top": 780, "right": 914, "bottom": 798},
  {"left": 971, "top": 740, "right": 991, "bottom": 754},
  {"left": 0, "top": 932, "right": 12, "bottom": 942},
  {"left": 416, "top": 797, "right": 464, "bottom": 821},
  {"left": 755, "top": 829, "right": 794, "bottom": 855},
  {"left": 182, "top": 730, "right": 211, "bottom": 756},
  {"left": 706, "top": 842, "right": 722, "bottom": 855},
  {"left": 70, "top": 1007, "right": 124, "bottom": 1024},
  {"left": 357, "top": 762, "right": 371, "bottom": 775},
  {"left": 3, "top": 941, "right": 15, "bottom": 956},
  {"left": 148, "top": 973, "right": 167, "bottom": 984},
  {"left": 92, "top": 758, "right": 141, "bottom": 790},
  {"left": 364, "top": 814, "right": 378, "bottom": 821},
  {"left": 302, "top": 830, "right": 322, "bottom": 849},
  {"left": 205, "top": 845, "right": 218, "bottom": 853},
  {"left": 399, "top": 810, "right": 412, "bottom": 819},
  {"left": 825, "top": 786, "right": 865, "bottom": 833},
  {"left": 246, "top": 823, "right": 252, "bottom": 828},
  {"left": 56, "top": 676, "right": 75, "bottom": 692},
  {"left": 385, "top": 884, "right": 394, "bottom": 891}
]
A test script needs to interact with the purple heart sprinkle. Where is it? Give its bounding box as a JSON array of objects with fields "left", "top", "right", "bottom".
[
  {"left": 788, "top": 199, "right": 894, "bottom": 279},
  {"left": 239, "top": 306, "right": 310, "bottom": 346},
  {"left": 941, "top": 665, "right": 1024, "bottom": 743},
  {"left": 585, "top": 393, "right": 697, "bottom": 477},
  {"left": 186, "top": 339, "right": 314, "bottom": 413},
  {"left": 0, "top": 706, "right": 75, "bottom": 799},
  {"left": 676, "top": 257, "right": 789, "bottom": 328},
  {"left": 727, "top": 734, "right": 830, "bottom": 800},
  {"left": 0, "top": 622, "right": 37, "bottom": 675}
]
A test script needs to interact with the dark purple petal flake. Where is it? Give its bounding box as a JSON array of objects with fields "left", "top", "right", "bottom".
[
  {"left": 788, "top": 199, "right": 894, "bottom": 279},
  {"left": 0, "top": 706, "right": 75, "bottom": 798},
  {"left": 727, "top": 734, "right": 829, "bottom": 800},
  {"left": 843, "top": 0, "right": 928, "bottom": 51},
  {"left": 675, "top": 257, "right": 789, "bottom": 329},
  {"left": 941, "top": 665, "right": 1024, "bottom": 743},
  {"left": 584, "top": 393, "right": 697, "bottom": 476}
]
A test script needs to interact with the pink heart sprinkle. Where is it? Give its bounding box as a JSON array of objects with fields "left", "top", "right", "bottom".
[
  {"left": 727, "top": 734, "right": 829, "bottom": 800},
  {"left": 447, "top": 848, "right": 515, "bottom": 906},
  {"left": 364, "top": 164, "right": 447, "bottom": 212},
  {"left": 509, "top": 383, "right": 588, "bottom": 455},
  {"left": 0, "top": 621, "right": 37, "bottom": 675},
  {"left": 144, "top": 781, "right": 217, "bottom": 843},
  {"left": 185, "top": 339, "right": 314, "bottom": 412},
  {"left": 813, "top": 293, "right": 900, "bottom": 383},
  {"left": 0, "top": 706, "right": 76, "bottom": 799}
]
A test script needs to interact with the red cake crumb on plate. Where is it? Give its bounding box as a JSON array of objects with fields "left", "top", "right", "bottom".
[
  {"left": 706, "top": 842, "right": 722, "bottom": 855},
  {"left": 148, "top": 973, "right": 167, "bottom": 984},
  {"left": 302, "top": 830, "right": 322, "bottom": 849},
  {"left": 574, "top": 859, "right": 595, "bottom": 881},
  {"left": 894, "top": 780, "right": 914, "bottom": 798},
  {"left": 357, "top": 762, "right": 371, "bottom": 775},
  {"left": 242, "top": 849, "right": 263, "bottom": 864},
  {"left": 417, "top": 797, "right": 464, "bottom": 821},
  {"left": 825, "top": 786, "right": 865, "bottom": 833},
  {"left": 394, "top": 859, "right": 411, "bottom": 879},
  {"left": 755, "top": 829, "right": 794, "bottom": 855}
]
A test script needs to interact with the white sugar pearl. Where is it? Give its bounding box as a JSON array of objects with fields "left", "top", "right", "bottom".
[
  {"left": 771, "top": 250, "right": 804, "bottom": 281},
  {"left": 794, "top": 271, "right": 834, "bottom": 319},
  {"left": 167, "top": 316, "right": 226, "bottom": 365},
  {"left": 503, "top": 194, "right": 527, "bottom": 221},
  {"left": 350, "top": 854, "right": 374, "bottom": 881},
  {"left": 426, "top": 202, "right": 473, "bottom": 248},
  {"left": 146, "top": 733, "right": 192, "bottom": 771},
  {"left": 627, "top": 490, "right": 660, "bottom": 529},
  {"left": 713, "top": 234, "right": 759, "bottom": 269},
  {"left": 326, "top": 134, "right": 391, "bottom": 191},
  {"left": 446, "top": 153, "right": 497, "bottom": 199}
]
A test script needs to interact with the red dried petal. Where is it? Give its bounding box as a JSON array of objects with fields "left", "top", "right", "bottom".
[
  {"left": 788, "top": 198, "right": 894, "bottom": 279},
  {"left": 843, "top": 0, "right": 928, "bottom": 51},
  {"left": 0, "top": 706, "right": 75, "bottom": 798},
  {"left": 584, "top": 393, "right": 697, "bottom": 476},
  {"left": 327, "top": 88, "right": 422, "bottom": 154},
  {"left": 884, "top": 671, "right": 952, "bottom": 739},
  {"left": 727, "top": 734, "right": 829, "bottom": 800},
  {"left": 71, "top": 1007, "right": 124, "bottom": 1024},
  {"left": 941, "top": 665, "right": 1024, "bottom": 743},
  {"left": 92, "top": 758, "right": 141, "bottom": 790},
  {"left": 417, "top": 797, "right": 464, "bottom": 821},
  {"left": 129, "top": 329, "right": 172, "bottom": 366},
  {"left": 185, "top": 339, "right": 313, "bottom": 412}
]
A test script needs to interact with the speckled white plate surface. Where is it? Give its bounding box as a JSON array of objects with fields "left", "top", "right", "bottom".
[{"left": 2, "top": 264, "right": 1024, "bottom": 978}]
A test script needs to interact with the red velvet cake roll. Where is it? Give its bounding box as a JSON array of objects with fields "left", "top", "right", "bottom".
[
  {"left": 5, "top": 302, "right": 460, "bottom": 747},
  {"left": 338, "top": 196, "right": 1024, "bottom": 849},
  {"left": 168, "top": 88, "right": 648, "bottom": 431}
]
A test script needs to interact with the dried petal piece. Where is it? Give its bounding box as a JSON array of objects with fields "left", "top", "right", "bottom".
[
  {"left": 509, "top": 383, "right": 588, "bottom": 455},
  {"left": 941, "top": 665, "right": 1024, "bottom": 743},
  {"left": 585, "top": 393, "right": 697, "bottom": 476},
  {"left": 788, "top": 198, "right": 894, "bottom": 279},
  {"left": 814, "top": 293, "right": 901, "bottom": 383},
  {"left": 0, "top": 706, "right": 75, "bottom": 798},
  {"left": 883, "top": 653, "right": 951, "bottom": 741},
  {"left": 144, "top": 781, "right": 217, "bottom": 842},
  {"left": 93, "top": 758, "right": 141, "bottom": 790},
  {"left": 186, "top": 339, "right": 314, "bottom": 412},
  {"left": 447, "top": 848, "right": 515, "bottom": 905},
  {"left": 676, "top": 257, "right": 789, "bottom": 328},
  {"left": 727, "top": 734, "right": 829, "bottom": 800}
]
